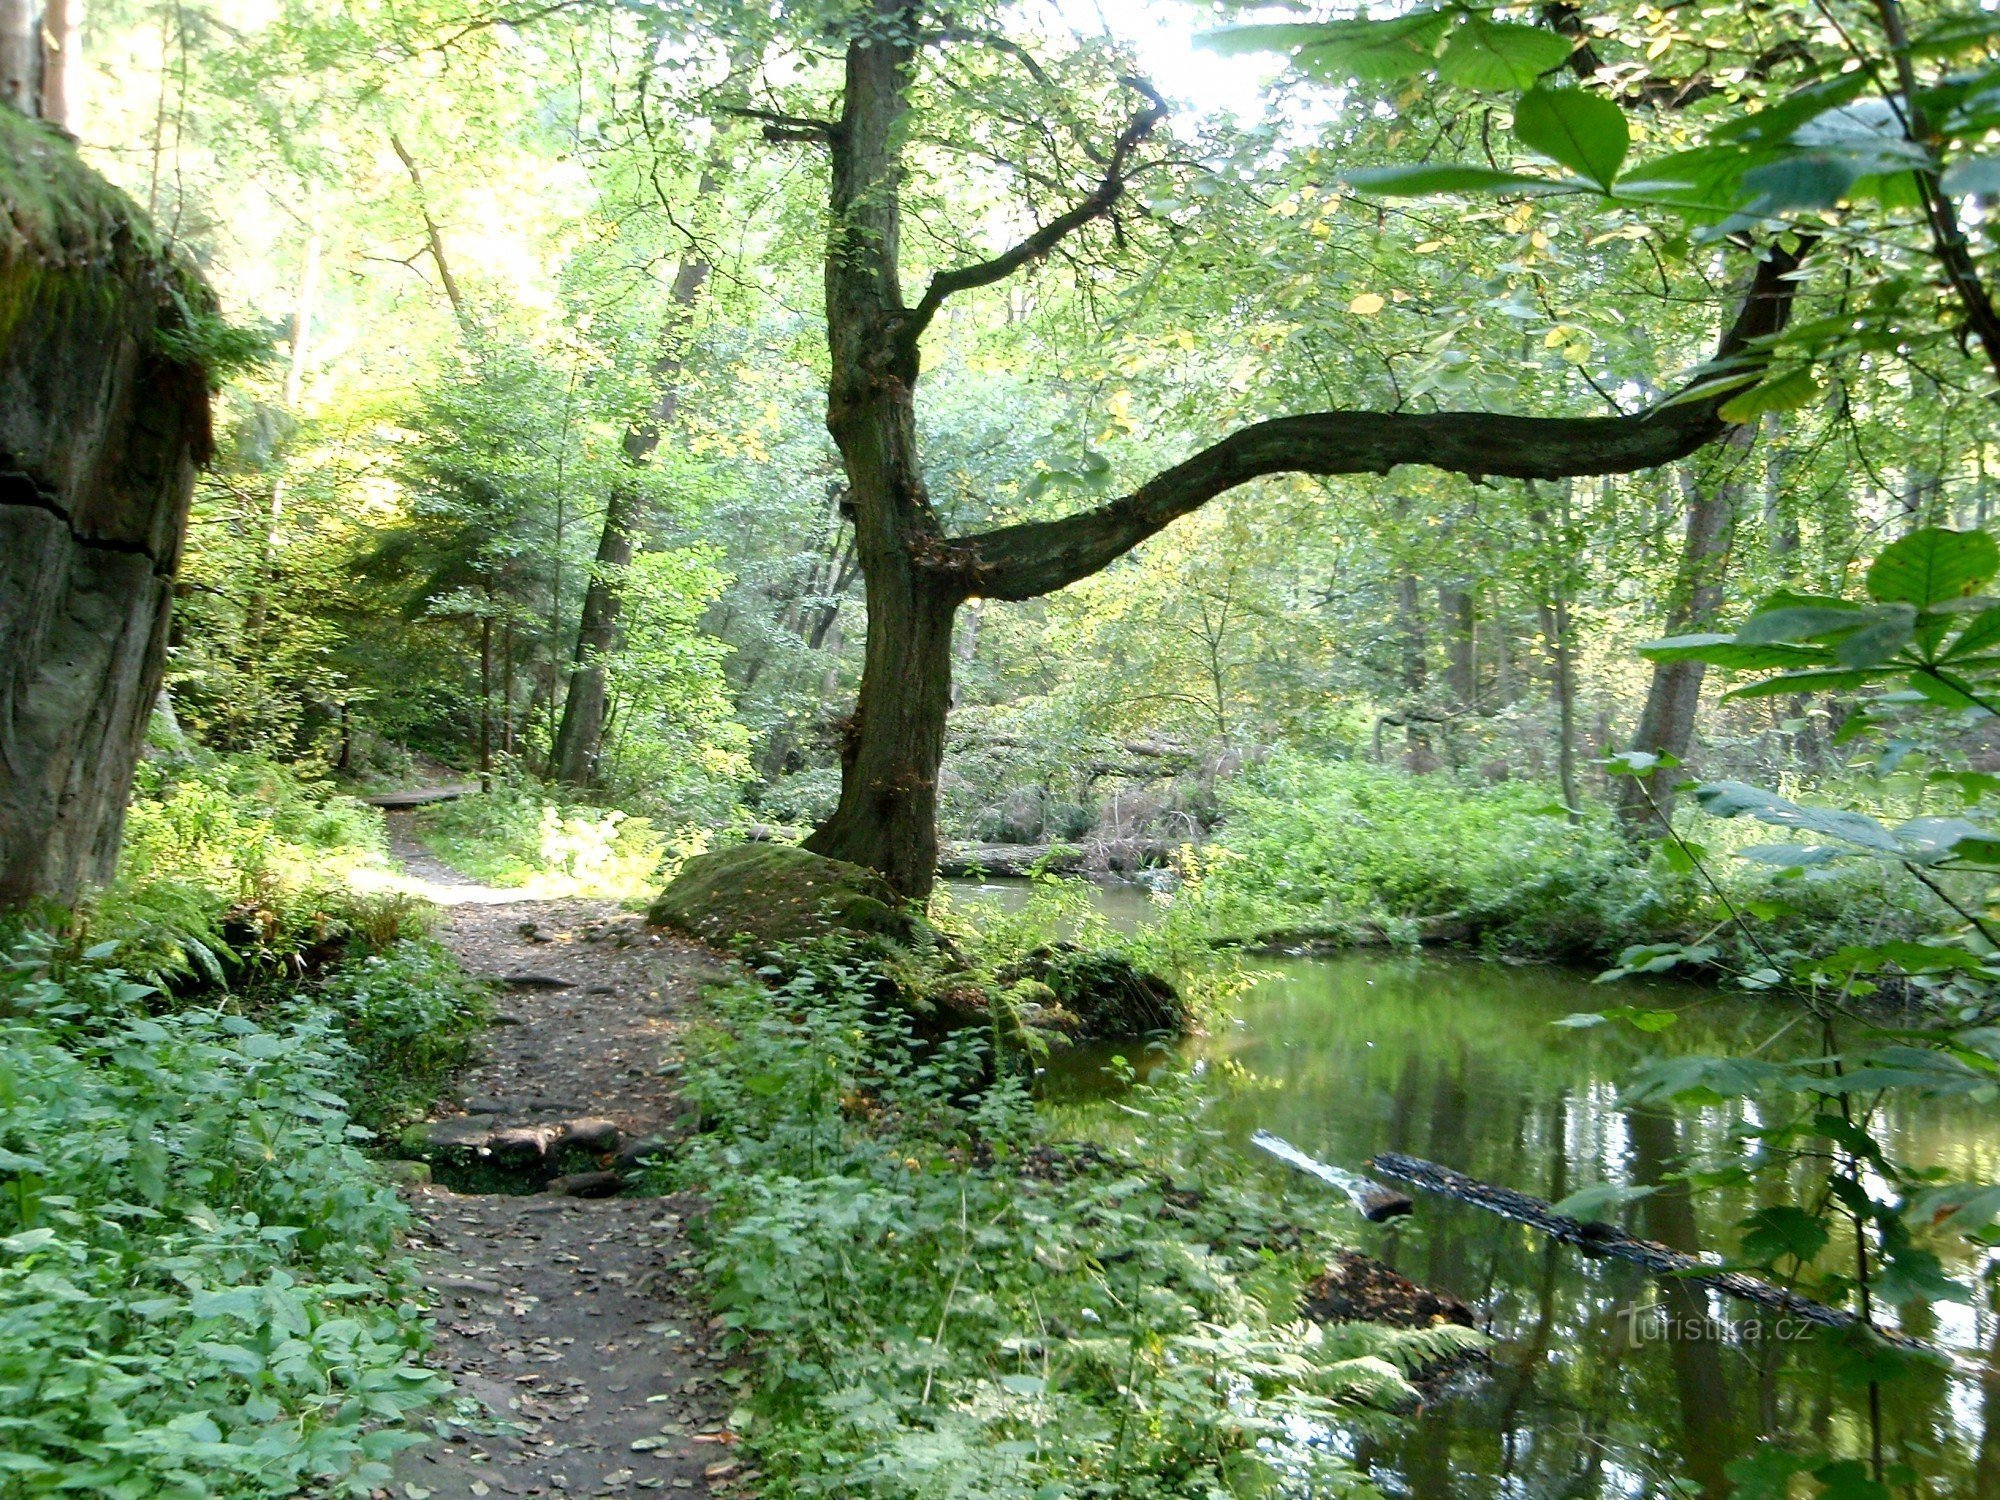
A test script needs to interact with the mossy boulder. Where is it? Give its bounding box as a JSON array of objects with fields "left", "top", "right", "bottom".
[
  {"left": 1003, "top": 944, "right": 1192, "bottom": 1038},
  {"left": 649, "top": 842, "right": 925, "bottom": 951},
  {"left": 0, "top": 110, "right": 213, "bottom": 906}
]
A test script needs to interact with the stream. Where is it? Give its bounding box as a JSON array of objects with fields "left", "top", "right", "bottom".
[{"left": 945, "top": 878, "right": 2000, "bottom": 1498}]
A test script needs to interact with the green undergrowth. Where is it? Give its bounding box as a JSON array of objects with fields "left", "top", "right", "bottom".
[
  {"left": 0, "top": 753, "right": 495, "bottom": 1495},
  {"left": 92, "top": 752, "right": 425, "bottom": 991},
  {"left": 0, "top": 934, "right": 442, "bottom": 1497},
  {"left": 315, "top": 938, "right": 491, "bottom": 1135},
  {"left": 1183, "top": 753, "right": 1931, "bottom": 972},
  {"left": 655, "top": 936, "right": 1485, "bottom": 1499},
  {"left": 413, "top": 778, "right": 697, "bottom": 899}
]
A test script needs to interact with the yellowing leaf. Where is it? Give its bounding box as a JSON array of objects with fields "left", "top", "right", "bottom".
[{"left": 1348, "top": 292, "right": 1386, "bottom": 315}]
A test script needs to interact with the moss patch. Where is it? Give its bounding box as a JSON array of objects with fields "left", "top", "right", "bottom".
[
  {"left": 649, "top": 842, "right": 923, "bottom": 951},
  {"left": 0, "top": 108, "right": 211, "bottom": 370}
]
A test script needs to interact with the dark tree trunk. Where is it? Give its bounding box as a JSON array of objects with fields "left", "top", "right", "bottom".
[
  {"left": 1614, "top": 432, "right": 1746, "bottom": 835},
  {"left": 1538, "top": 596, "right": 1582, "bottom": 818},
  {"left": 798, "top": 5, "right": 961, "bottom": 894},
  {"left": 478, "top": 610, "right": 493, "bottom": 792},
  {"left": 552, "top": 479, "right": 638, "bottom": 784},
  {"left": 552, "top": 242, "right": 713, "bottom": 785},
  {"left": 1439, "top": 584, "right": 1476, "bottom": 708},
  {"left": 760, "top": 10, "right": 1806, "bottom": 896}
]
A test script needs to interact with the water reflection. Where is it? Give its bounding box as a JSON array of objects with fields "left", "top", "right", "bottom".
[{"left": 944, "top": 883, "right": 2000, "bottom": 1498}]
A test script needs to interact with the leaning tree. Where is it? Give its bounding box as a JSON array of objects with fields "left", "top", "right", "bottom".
[{"left": 735, "top": 0, "right": 1807, "bottom": 897}]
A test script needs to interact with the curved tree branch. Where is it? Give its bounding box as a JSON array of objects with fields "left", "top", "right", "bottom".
[
  {"left": 956, "top": 239, "right": 1811, "bottom": 602},
  {"left": 895, "top": 78, "right": 1166, "bottom": 360}
]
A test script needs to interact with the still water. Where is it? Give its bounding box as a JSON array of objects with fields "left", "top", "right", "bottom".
[{"left": 945, "top": 879, "right": 2000, "bottom": 1498}]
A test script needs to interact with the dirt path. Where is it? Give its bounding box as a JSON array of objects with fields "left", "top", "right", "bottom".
[{"left": 382, "top": 812, "right": 753, "bottom": 1500}]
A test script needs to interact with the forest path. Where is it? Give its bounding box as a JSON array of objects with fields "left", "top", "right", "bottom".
[{"left": 381, "top": 811, "right": 751, "bottom": 1500}]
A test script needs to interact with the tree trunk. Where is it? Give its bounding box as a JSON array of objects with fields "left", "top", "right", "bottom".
[
  {"left": 1614, "top": 432, "right": 1746, "bottom": 835},
  {"left": 0, "top": 0, "right": 37, "bottom": 116},
  {"left": 1439, "top": 583, "right": 1476, "bottom": 708},
  {"left": 35, "top": 0, "right": 71, "bottom": 127},
  {"left": 551, "top": 479, "right": 638, "bottom": 784},
  {"left": 551, "top": 233, "right": 714, "bottom": 785},
  {"left": 1538, "top": 597, "right": 1582, "bottom": 818},
  {"left": 800, "top": 3, "right": 962, "bottom": 897},
  {"left": 1529, "top": 483, "right": 1583, "bottom": 819},
  {"left": 803, "top": 565, "right": 958, "bottom": 894},
  {"left": 478, "top": 611, "right": 493, "bottom": 792}
]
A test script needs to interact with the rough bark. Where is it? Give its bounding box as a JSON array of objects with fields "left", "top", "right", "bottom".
[
  {"left": 552, "top": 252, "right": 711, "bottom": 785},
  {"left": 0, "top": 0, "right": 35, "bottom": 116},
  {"left": 34, "top": 0, "right": 70, "bottom": 126},
  {"left": 774, "top": 9, "right": 1809, "bottom": 897},
  {"left": 0, "top": 111, "right": 212, "bottom": 905},
  {"left": 1614, "top": 430, "right": 1747, "bottom": 835},
  {"left": 1439, "top": 583, "right": 1476, "bottom": 708}
]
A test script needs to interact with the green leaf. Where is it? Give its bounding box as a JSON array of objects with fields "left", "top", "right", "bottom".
[
  {"left": 1739, "top": 150, "right": 1866, "bottom": 212},
  {"left": 1866, "top": 527, "right": 1999, "bottom": 608},
  {"left": 1723, "top": 1447, "right": 1814, "bottom": 1500},
  {"left": 1301, "top": 11, "right": 1454, "bottom": 84},
  {"left": 1941, "top": 155, "right": 2000, "bottom": 196},
  {"left": 1693, "top": 781, "right": 1900, "bottom": 851},
  {"left": 1735, "top": 603, "right": 1866, "bottom": 644},
  {"left": 1339, "top": 163, "right": 1580, "bottom": 197},
  {"left": 1206, "top": 12, "right": 1463, "bottom": 85},
  {"left": 1638, "top": 633, "right": 1825, "bottom": 669},
  {"left": 1513, "top": 85, "right": 1629, "bottom": 189},
  {"left": 1551, "top": 1182, "right": 1655, "bottom": 1218},
  {"left": 1436, "top": 16, "right": 1572, "bottom": 91},
  {"left": 1874, "top": 1246, "right": 1966, "bottom": 1305},
  {"left": 1615, "top": 145, "right": 1767, "bottom": 222},
  {"left": 1711, "top": 72, "right": 1874, "bottom": 144},
  {"left": 1739, "top": 1204, "right": 1830, "bottom": 1264},
  {"left": 1942, "top": 604, "right": 2000, "bottom": 659},
  {"left": 1830, "top": 605, "right": 1915, "bottom": 667},
  {"left": 1197, "top": 23, "right": 1338, "bottom": 56},
  {"left": 1717, "top": 366, "right": 1821, "bottom": 422},
  {"left": 1722, "top": 667, "right": 1886, "bottom": 700},
  {"left": 1909, "top": 13, "right": 2000, "bottom": 57}
]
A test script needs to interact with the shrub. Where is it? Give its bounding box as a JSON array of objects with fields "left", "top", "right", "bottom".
[
  {"left": 94, "top": 754, "right": 418, "bottom": 988},
  {"left": 657, "top": 937, "right": 1483, "bottom": 1498},
  {"left": 0, "top": 934, "right": 440, "bottom": 1497},
  {"left": 1183, "top": 752, "right": 1925, "bottom": 967},
  {"left": 315, "top": 939, "right": 492, "bottom": 1133}
]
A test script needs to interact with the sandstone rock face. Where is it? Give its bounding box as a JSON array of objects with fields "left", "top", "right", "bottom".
[{"left": 0, "top": 109, "right": 211, "bottom": 906}]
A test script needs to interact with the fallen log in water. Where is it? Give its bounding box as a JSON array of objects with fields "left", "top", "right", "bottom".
[
  {"left": 1251, "top": 1131, "right": 1414, "bottom": 1221},
  {"left": 1370, "top": 1151, "right": 1929, "bottom": 1350}
]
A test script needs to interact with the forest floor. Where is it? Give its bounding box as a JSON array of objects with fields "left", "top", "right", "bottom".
[{"left": 381, "top": 812, "right": 753, "bottom": 1500}]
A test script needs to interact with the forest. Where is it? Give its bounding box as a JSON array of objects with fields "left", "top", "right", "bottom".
[{"left": 2, "top": 0, "right": 2000, "bottom": 1496}]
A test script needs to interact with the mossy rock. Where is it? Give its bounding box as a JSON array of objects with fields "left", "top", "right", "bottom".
[
  {"left": 649, "top": 842, "right": 926, "bottom": 951},
  {"left": 1004, "top": 944, "right": 1191, "bottom": 1038}
]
